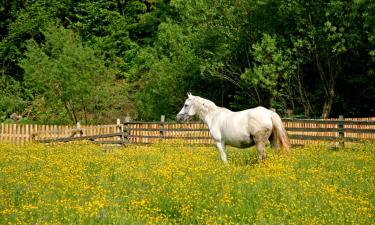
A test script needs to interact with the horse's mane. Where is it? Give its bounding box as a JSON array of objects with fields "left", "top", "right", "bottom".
[{"left": 192, "top": 96, "right": 226, "bottom": 119}]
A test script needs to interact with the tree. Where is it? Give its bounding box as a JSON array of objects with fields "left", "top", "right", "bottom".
[
  {"left": 240, "top": 34, "right": 296, "bottom": 109},
  {"left": 20, "top": 25, "right": 134, "bottom": 124},
  {"left": 278, "top": 0, "right": 375, "bottom": 117},
  {"left": 132, "top": 21, "right": 201, "bottom": 120},
  {"left": 0, "top": 75, "right": 25, "bottom": 122},
  {"left": 1, "top": 0, "right": 374, "bottom": 122},
  {"left": 0, "top": 0, "right": 73, "bottom": 79}
]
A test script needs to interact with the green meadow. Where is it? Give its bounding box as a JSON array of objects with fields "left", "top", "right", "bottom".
[{"left": 0, "top": 141, "right": 374, "bottom": 224}]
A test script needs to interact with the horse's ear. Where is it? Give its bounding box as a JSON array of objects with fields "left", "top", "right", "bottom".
[{"left": 187, "top": 92, "right": 193, "bottom": 98}]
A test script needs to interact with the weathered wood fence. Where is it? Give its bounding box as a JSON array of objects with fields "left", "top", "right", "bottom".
[
  {"left": 123, "top": 116, "right": 375, "bottom": 147},
  {"left": 283, "top": 116, "right": 375, "bottom": 146},
  {"left": 1, "top": 116, "right": 374, "bottom": 146},
  {"left": 0, "top": 120, "right": 124, "bottom": 145}
]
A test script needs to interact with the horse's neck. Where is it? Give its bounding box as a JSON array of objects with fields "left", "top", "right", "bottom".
[
  {"left": 194, "top": 98, "right": 221, "bottom": 127},
  {"left": 201, "top": 111, "right": 215, "bottom": 128},
  {"left": 201, "top": 107, "right": 231, "bottom": 127}
]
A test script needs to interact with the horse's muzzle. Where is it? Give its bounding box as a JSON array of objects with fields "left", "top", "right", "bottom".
[{"left": 176, "top": 114, "right": 187, "bottom": 123}]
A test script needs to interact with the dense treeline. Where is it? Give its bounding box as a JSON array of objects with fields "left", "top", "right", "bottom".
[{"left": 0, "top": 0, "right": 374, "bottom": 124}]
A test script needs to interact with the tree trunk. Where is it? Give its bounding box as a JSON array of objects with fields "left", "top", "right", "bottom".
[
  {"left": 264, "top": 93, "right": 274, "bottom": 109},
  {"left": 321, "top": 86, "right": 335, "bottom": 118},
  {"left": 320, "top": 57, "right": 340, "bottom": 118},
  {"left": 297, "top": 75, "right": 312, "bottom": 117}
]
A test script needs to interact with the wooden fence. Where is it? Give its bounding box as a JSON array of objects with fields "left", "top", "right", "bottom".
[
  {"left": 0, "top": 120, "right": 124, "bottom": 145},
  {"left": 283, "top": 117, "right": 375, "bottom": 146},
  {"left": 124, "top": 116, "right": 375, "bottom": 147},
  {"left": 1, "top": 116, "right": 374, "bottom": 146},
  {"left": 125, "top": 122, "right": 213, "bottom": 145}
]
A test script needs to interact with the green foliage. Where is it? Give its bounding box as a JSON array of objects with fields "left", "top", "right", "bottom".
[
  {"left": 0, "top": 75, "right": 25, "bottom": 121},
  {"left": 241, "top": 34, "right": 296, "bottom": 109},
  {"left": 0, "top": 0, "right": 374, "bottom": 122},
  {"left": 0, "top": 0, "right": 71, "bottom": 77},
  {"left": 68, "top": 0, "right": 144, "bottom": 78},
  {"left": 20, "top": 25, "right": 134, "bottom": 124},
  {"left": 276, "top": 0, "right": 375, "bottom": 117},
  {"left": 133, "top": 21, "right": 200, "bottom": 120}
]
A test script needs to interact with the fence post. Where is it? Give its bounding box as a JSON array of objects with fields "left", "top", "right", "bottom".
[
  {"left": 123, "top": 116, "right": 130, "bottom": 143},
  {"left": 160, "top": 115, "right": 165, "bottom": 140},
  {"left": 116, "top": 118, "right": 123, "bottom": 145},
  {"left": 76, "top": 122, "right": 83, "bottom": 137},
  {"left": 338, "top": 115, "right": 345, "bottom": 147},
  {"left": 0, "top": 123, "right": 3, "bottom": 142}
]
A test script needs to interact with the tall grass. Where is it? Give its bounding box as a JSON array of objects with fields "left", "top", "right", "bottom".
[{"left": 0, "top": 141, "right": 374, "bottom": 224}]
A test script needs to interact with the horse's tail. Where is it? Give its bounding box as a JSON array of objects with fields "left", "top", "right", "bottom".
[{"left": 270, "top": 112, "right": 291, "bottom": 154}]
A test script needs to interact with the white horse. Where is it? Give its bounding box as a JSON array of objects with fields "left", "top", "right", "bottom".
[{"left": 176, "top": 93, "right": 290, "bottom": 163}]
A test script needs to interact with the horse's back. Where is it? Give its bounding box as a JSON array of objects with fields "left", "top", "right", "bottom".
[
  {"left": 214, "top": 106, "right": 272, "bottom": 130},
  {"left": 210, "top": 106, "right": 273, "bottom": 146},
  {"left": 243, "top": 107, "right": 273, "bottom": 132}
]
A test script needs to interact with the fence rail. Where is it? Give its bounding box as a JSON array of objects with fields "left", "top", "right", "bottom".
[
  {"left": 124, "top": 121, "right": 213, "bottom": 145},
  {"left": 282, "top": 117, "right": 375, "bottom": 146},
  {"left": 0, "top": 120, "right": 124, "bottom": 145},
  {"left": 0, "top": 116, "right": 374, "bottom": 146}
]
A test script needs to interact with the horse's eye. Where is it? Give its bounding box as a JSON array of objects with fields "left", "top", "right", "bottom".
[{"left": 184, "top": 104, "right": 189, "bottom": 108}]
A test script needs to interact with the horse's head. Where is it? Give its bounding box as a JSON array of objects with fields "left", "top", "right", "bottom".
[{"left": 176, "top": 93, "right": 197, "bottom": 122}]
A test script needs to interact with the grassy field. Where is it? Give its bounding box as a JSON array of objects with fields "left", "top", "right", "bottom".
[{"left": 0, "top": 141, "right": 374, "bottom": 224}]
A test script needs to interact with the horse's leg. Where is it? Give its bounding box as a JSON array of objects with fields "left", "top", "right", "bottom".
[
  {"left": 255, "top": 141, "right": 266, "bottom": 161},
  {"left": 215, "top": 141, "right": 228, "bottom": 164},
  {"left": 254, "top": 129, "right": 271, "bottom": 161}
]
